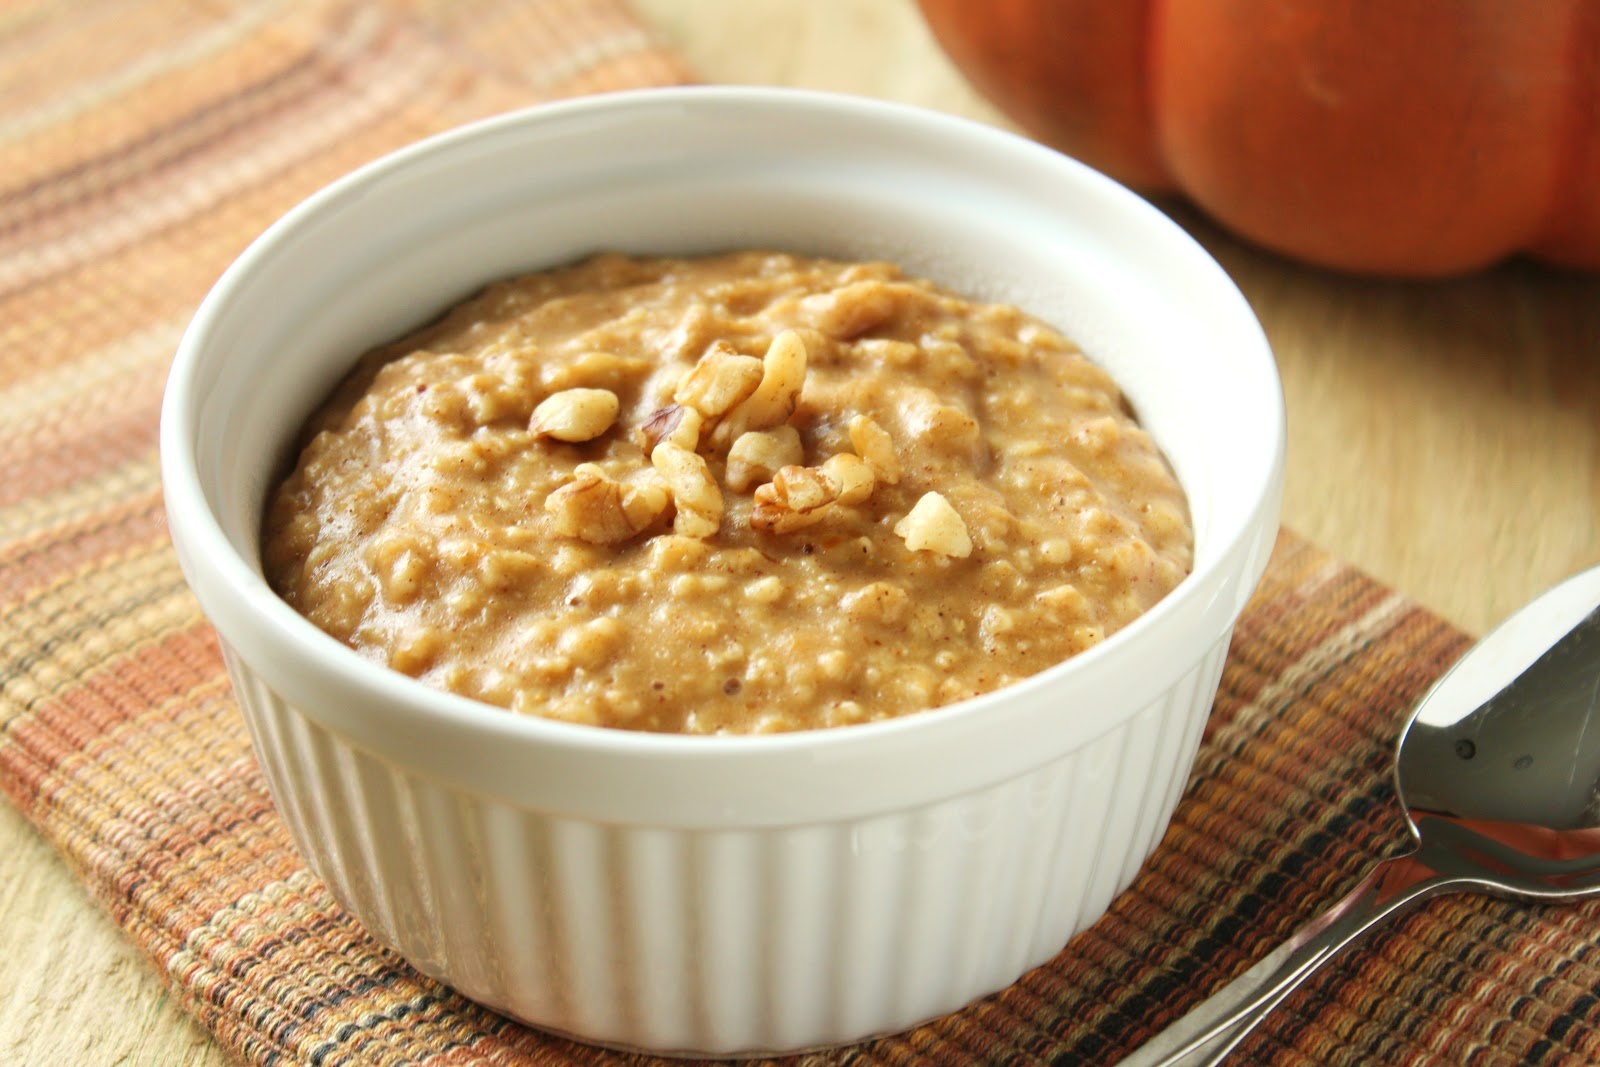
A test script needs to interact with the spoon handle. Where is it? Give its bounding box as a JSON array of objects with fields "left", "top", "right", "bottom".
[{"left": 1121, "top": 853, "right": 1448, "bottom": 1067}]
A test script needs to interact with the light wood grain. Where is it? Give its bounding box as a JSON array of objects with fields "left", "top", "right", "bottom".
[
  {"left": 3, "top": 2, "right": 1596, "bottom": 1064},
  {"left": 0, "top": 801, "right": 230, "bottom": 1067}
]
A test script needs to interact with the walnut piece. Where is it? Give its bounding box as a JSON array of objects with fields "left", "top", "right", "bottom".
[
  {"left": 821, "top": 452, "right": 874, "bottom": 505},
  {"left": 725, "top": 426, "right": 804, "bottom": 492},
  {"left": 650, "top": 442, "right": 724, "bottom": 539},
  {"left": 750, "top": 450, "right": 879, "bottom": 534},
  {"left": 636, "top": 403, "right": 704, "bottom": 453},
  {"left": 530, "top": 388, "right": 620, "bottom": 443},
  {"left": 772, "top": 465, "right": 835, "bottom": 511},
  {"left": 894, "top": 492, "right": 972, "bottom": 558},
  {"left": 541, "top": 329, "right": 906, "bottom": 547},
  {"left": 674, "top": 341, "right": 764, "bottom": 419},
  {"left": 848, "top": 414, "right": 901, "bottom": 484},
  {"left": 545, "top": 463, "right": 669, "bottom": 543},
  {"left": 751, "top": 466, "right": 834, "bottom": 534},
  {"left": 714, "top": 330, "right": 808, "bottom": 445}
]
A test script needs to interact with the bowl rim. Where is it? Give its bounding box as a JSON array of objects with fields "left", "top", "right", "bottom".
[{"left": 160, "top": 85, "right": 1284, "bottom": 819}]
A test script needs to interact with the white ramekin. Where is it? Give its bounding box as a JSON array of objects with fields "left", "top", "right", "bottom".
[{"left": 160, "top": 87, "right": 1284, "bottom": 1055}]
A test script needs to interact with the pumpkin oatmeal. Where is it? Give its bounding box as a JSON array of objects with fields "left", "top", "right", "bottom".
[{"left": 262, "top": 252, "right": 1193, "bottom": 733}]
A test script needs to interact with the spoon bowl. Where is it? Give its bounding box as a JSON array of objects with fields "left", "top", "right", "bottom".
[
  {"left": 1133, "top": 563, "right": 1600, "bottom": 1066},
  {"left": 1400, "top": 566, "right": 1600, "bottom": 836},
  {"left": 1397, "top": 563, "right": 1600, "bottom": 902}
]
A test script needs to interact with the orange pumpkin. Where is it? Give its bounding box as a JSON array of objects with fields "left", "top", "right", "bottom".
[{"left": 917, "top": 0, "right": 1600, "bottom": 276}]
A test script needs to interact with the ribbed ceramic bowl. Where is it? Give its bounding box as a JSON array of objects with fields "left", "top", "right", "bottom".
[{"left": 160, "top": 87, "right": 1284, "bottom": 1056}]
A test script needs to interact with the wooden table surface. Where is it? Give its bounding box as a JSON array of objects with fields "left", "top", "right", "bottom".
[{"left": 3, "top": 2, "right": 1596, "bottom": 1064}]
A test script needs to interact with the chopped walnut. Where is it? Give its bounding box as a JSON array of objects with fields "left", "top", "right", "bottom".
[
  {"left": 894, "top": 492, "right": 973, "bottom": 558},
  {"left": 725, "top": 426, "right": 804, "bottom": 491},
  {"left": 650, "top": 442, "right": 724, "bottom": 539},
  {"left": 674, "top": 341, "right": 764, "bottom": 419},
  {"left": 848, "top": 414, "right": 901, "bottom": 484},
  {"left": 772, "top": 465, "right": 835, "bottom": 511},
  {"left": 545, "top": 463, "right": 669, "bottom": 543},
  {"left": 751, "top": 468, "right": 833, "bottom": 534},
  {"left": 714, "top": 330, "right": 808, "bottom": 445},
  {"left": 821, "top": 452, "right": 874, "bottom": 505},
  {"left": 749, "top": 449, "right": 879, "bottom": 534},
  {"left": 530, "top": 387, "right": 620, "bottom": 443},
  {"left": 636, "top": 403, "right": 704, "bottom": 453}
]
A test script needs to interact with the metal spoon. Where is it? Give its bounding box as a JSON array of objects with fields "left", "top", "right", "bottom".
[{"left": 1125, "top": 563, "right": 1600, "bottom": 1067}]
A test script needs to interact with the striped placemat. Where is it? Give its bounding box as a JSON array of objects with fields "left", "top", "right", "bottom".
[{"left": 4, "top": 3, "right": 1599, "bottom": 1065}]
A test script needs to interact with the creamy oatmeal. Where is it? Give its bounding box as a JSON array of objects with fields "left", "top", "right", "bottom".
[{"left": 262, "top": 252, "right": 1192, "bottom": 734}]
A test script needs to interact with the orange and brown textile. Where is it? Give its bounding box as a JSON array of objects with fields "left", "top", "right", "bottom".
[{"left": 3, "top": 3, "right": 1599, "bottom": 1066}]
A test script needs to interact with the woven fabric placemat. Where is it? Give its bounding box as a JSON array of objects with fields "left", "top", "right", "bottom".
[{"left": 4, "top": 3, "right": 1599, "bottom": 1064}]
